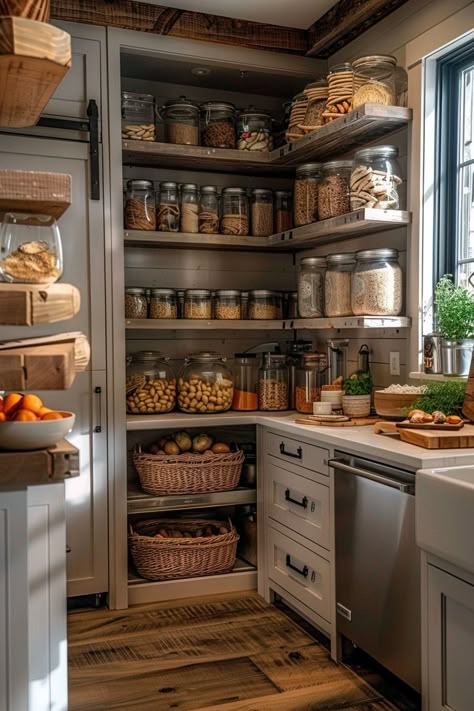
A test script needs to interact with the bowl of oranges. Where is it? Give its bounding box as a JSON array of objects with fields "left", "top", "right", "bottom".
[{"left": 0, "top": 393, "right": 75, "bottom": 450}]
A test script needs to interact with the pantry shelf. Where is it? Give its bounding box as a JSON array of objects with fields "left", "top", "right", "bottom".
[
  {"left": 126, "top": 411, "right": 291, "bottom": 430},
  {"left": 127, "top": 484, "right": 257, "bottom": 514},
  {"left": 125, "top": 319, "right": 289, "bottom": 330},
  {"left": 124, "top": 230, "right": 272, "bottom": 250},
  {"left": 293, "top": 316, "right": 412, "bottom": 329}
]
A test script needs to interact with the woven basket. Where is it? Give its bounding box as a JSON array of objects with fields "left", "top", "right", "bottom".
[
  {"left": 129, "top": 518, "right": 239, "bottom": 581},
  {"left": 133, "top": 445, "right": 244, "bottom": 496}
]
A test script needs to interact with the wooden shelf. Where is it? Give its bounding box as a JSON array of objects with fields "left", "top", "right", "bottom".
[
  {"left": 126, "top": 411, "right": 290, "bottom": 430},
  {"left": 0, "top": 170, "right": 71, "bottom": 219},
  {"left": 0, "top": 341, "right": 76, "bottom": 390},
  {"left": 125, "top": 319, "right": 288, "bottom": 331},
  {"left": 293, "top": 316, "right": 411, "bottom": 329},
  {"left": 128, "top": 484, "right": 257, "bottom": 514},
  {"left": 0, "top": 439, "right": 79, "bottom": 487},
  {"left": 0, "top": 283, "right": 80, "bottom": 325},
  {"left": 124, "top": 230, "right": 271, "bottom": 250},
  {"left": 408, "top": 371, "right": 467, "bottom": 382}
]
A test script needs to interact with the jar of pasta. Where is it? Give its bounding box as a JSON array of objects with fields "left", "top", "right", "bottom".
[
  {"left": 325, "top": 253, "right": 355, "bottom": 317},
  {"left": 350, "top": 145, "right": 402, "bottom": 210},
  {"left": 352, "top": 55, "right": 397, "bottom": 109},
  {"left": 158, "top": 181, "right": 180, "bottom": 232},
  {"left": 121, "top": 91, "right": 156, "bottom": 142},
  {"left": 251, "top": 189, "right": 274, "bottom": 237},
  {"left": 318, "top": 161, "right": 352, "bottom": 219},
  {"left": 125, "top": 179, "right": 156, "bottom": 231},
  {"left": 180, "top": 183, "right": 199, "bottom": 233},
  {"left": 184, "top": 289, "right": 212, "bottom": 319},
  {"left": 294, "top": 163, "right": 321, "bottom": 226},
  {"left": 199, "top": 185, "right": 219, "bottom": 234},
  {"left": 221, "top": 187, "right": 249, "bottom": 236}
]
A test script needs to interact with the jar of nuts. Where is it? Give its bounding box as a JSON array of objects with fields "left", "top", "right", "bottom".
[
  {"left": 121, "top": 91, "right": 156, "bottom": 142},
  {"left": 125, "top": 287, "right": 148, "bottom": 319},
  {"left": 250, "top": 188, "right": 274, "bottom": 237},
  {"left": 149, "top": 288, "right": 177, "bottom": 319},
  {"left": 178, "top": 351, "right": 234, "bottom": 414},
  {"left": 248, "top": 290, "right": 283, "bottom": 320},
  {"left": 125, "top": 179, "right": 156, "bottom": 231},
  {"left": 294, "top": 163, "right": 321, "bottom": 226},
  {"left": 200, "top": 101, "right": 236, "bottom": 149},
  {"left": 126, "top": 351, "right": 176, "bottom": 415},
  {"left": 258, "top": 353, "right": 289, "bottom": 411},
  {"left": 161, "top": 96, "right": 200, "bottom": 146},
  {"left": 215, "top": 290, "right": 241, "bottom": 320},
  {"left": 184, "top": 289, "right": 212, "bottom": 319}
]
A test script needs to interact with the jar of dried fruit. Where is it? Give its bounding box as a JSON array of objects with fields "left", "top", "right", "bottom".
[
  {"left": 178, "top": 351, "right": 234, "bottom": 414},
  {"left": 0, "top": 212, "right": 63, "bottom": 284},
  {"left": 352, "top": 55, "right": 397, "bottom": 109},
  {"left": 126, "top": 351, "right": 176, "bottom": 414},
  {"left": 200, "top": 101, "right": 236, "bottom": 149},
  {"left": 237, "top": 108, "right": 273, "bottom": 151},
  {"left": 158, "top": 181, "right": 180, "bottom": 232},
  {"left": 199, "top": 185, "right": 219, "bottom": 234},
  {"left": 221, "top": 187, "right": 249, "bottom": 236},
  {"left": 295, "top": 352, "right": 327, "bottom": 414},
  {"left": 121, "top": 91, "right": 156, "bottom": 142},
  {"left": 251, "top": 188, "right": 274, "bottom": 237},
  {"left": 161, "top": 96, "right": 199, "bottom": 146},
  {"left": 258, "top": 354, "right": 289, "bottom": 411},
  {"left": 180, "top": 183, "right": 199, "bottom": 234},
  {"left": 318, "top": 160, "right": 352, "bottom": 219},
  {"left": 125, "top": 179, "right": 156, "bottom": 231},
  {"left": 294, "top": 163, "right": 321, "bottom": 226},
  {"left": 274, "top": 190, "right": 292, "bottom": 232}
]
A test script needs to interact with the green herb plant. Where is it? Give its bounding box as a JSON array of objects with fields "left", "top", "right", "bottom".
[
  {"left": 410, "top": 381, "right": 466, "bottom": 417},
  {"left": 434, "top": 274, "right": 474, "bottom": 340},
  {"left": 343, "top": 372, "right": 373, "bottom": 396}
]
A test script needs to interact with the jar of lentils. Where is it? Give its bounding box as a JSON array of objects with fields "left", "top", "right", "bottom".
[
  {"left": 294, "top": 163, "right": 321, "bottom": 226},
  {"left": 200, "top": 101, "right": 236, "bottom": 148},
  {"left": 126, "top": 351, "right": 176, "bottom": 414},
  {"left": 161, "top": 96, "right": 199, "bottom": 146},
  {"left": 298, "top": 256, "right": 326, "bottom": 318},
  {"left": 318, "top": 161, "right": 352, "bottom": 219},
  {"left": 125, "top": 287, "right": 148, "bottom": 319},
  {"left": 149, "top": 288, "right": 177, "bottom": 319},
  {"left": 274, "top": 190, "right": 292, "bottom": 232},
  {"left": 158, "top": 182, "right": 180, "bottom": 232},
  {"left": 251, "top": 188, "right": 274, "bottom": 237},
  {"left": 121, "top": 91, "right": 156, "bottom": 142},
  {"left": 184, "top": 289, "right": 212, "bottom": 319},
  {"left": 350, "top": 145, "right": 402, "bottom": 210},
  {"left": 248, "top": 290, "right": 282, "bottom": 320},
  {"left": 352, "top": 248, "right": 402, "bottom": 316},
  {"left": 221, "top": 187, "right": 249, "bottom": 236},
  {"left": 325, "top": 253, "right": 355, "bottom": 317},
  {"left": 125, "top": 179, "right": 156, "bottom": 231},
  {"left": 180, "top": 183, "right": 199, "bottom": 233},
  {"left": 352, "top": 55, "right": 397, "bottom": 109},
  {"left": 215, "top": 289, "right": 241, "bottom": 320}
]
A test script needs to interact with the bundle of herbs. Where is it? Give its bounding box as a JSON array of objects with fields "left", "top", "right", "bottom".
[
  {"left": 409, "top": 380, "right": 466, "bottom": 417},
  {"left": 434, "top": 275, "right": 474, "bottom": 339}
]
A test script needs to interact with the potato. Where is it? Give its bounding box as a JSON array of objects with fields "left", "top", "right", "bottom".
[
  {"left": 218, "top": 526, "right": 228, "bottom": 535},
  {"left": 158, "top": 529, "right": 168, "bottom": 538},
  {"left": 211, "top": 442, "right": 231, "bottom": 454},
  {"left": 203, "top": 526, "right": 214, "bottom": 537},
  {"left": 164, "top": 440, "right": 180, "bottom": 456},
  {"left": 149, "top": 443, "right": 160, "bottom": 454}
]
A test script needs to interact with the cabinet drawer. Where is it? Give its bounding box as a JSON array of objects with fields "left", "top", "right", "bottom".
[
  {"left": 266, "top": 461, "right": 330, "bottom": 550},
  {"left": 267, "top": 526, "right": 330, "bottom": 623},
  {"left": 266, "top": 431, "right": 329, "bottom": 476}
]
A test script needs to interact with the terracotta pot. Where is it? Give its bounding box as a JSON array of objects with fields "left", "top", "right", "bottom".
[
  {"left": 342, "top": 394, "right": 371, "bottom": 418},
  {"left": 0, "top": 0, "right": 50, "bottom": 22}
]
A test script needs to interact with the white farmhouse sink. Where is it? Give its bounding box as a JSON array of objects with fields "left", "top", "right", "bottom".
[{"left": 416, "top": 466, "right": 474, "bottom": 575}]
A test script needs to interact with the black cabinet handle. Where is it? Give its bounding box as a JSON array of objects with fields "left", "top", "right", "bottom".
[
  {"left": 66, "top": 545, "right": 71, "bottom": 554},
  {"left": 94, "top": 386, "right": 102, "bottom": 433},
  {"left": 87, "top": 99, "right": 100, "bottom": 200},
  {"left": 285, "top": 554, "right": 308, "bottom": 578},
  {"left": 285, "top": 489, "right": 308, "bottom": 509},
  {"left": 280, "top": 442, "right": 302, "bottom": 459}
]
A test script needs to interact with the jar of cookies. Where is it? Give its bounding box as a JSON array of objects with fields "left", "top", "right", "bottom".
[
  {"left": 125, "top": 179, "right": 156, "bottom": 231},
  {"left": 178, "top": 351, "right": 234, "bottom": 413},
  {"left": 352, "top": 55, "right": 397, "bottom": 109},
  {"left": 126, "top": 351, "right": 176, "bottom": 414}
]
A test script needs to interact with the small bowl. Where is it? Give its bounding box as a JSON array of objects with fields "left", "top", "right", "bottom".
[
  {"left": 321, "top": 391, "right": 343, "bottom": 410},
  {"left": 0, "top": 412, "right": 75, "bottom": 451},
  {"left": 313, "top": 402, "right": 332, "bottom": 415},
  {"left": 374, "top": 391, "right": 418, "bottom": 418}
]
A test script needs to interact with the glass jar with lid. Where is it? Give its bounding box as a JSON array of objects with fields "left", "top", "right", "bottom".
[
  {"left": 180, "top": 183, "right": 199, "bottom": 233},
  {"left": 248, "top": 290, "right": 282, "bottom": 320},
  {"left": 274, "top": 190, "right": 292, "bottom": 232},
  {"left": 301, "top": 80, "right": 329, "bottom": 131},
  {"left": 221, "top": 187, "right": 249, "bottom": 236},
  {"left": 184, "top": 289, "right": 212, "bottom": 319},
  {"left": 325, "top": 253, "right": 355, "bottom": 317},
  {"left": 295, "top": 352, "right": 328, "bottom": 413},
  {"left": 200, "top": 101, "right": 236, "bottom": 149},
  {"left": 352, "top": 55, "right": 397, "bottom": 109},
  {"left": 350, "top": 145, "right": 402, "bottom": 210},
  {"left": 237, "top": 108, "right": 273, "bottom": 151},
  {"left": 318, "top": 161, "right": 352, "bottom": 219},
  {"left": 232, "top": 353, "right": 258, "bottom": 411},
  {"left": 352, "top": 248, "right": 402, "bottom": 316},
  {"left": 125, "top": 179, "right": 156, "bottom": 231},
  {"left": 298, "top": 256, "right": 326, "bottom": 318},
  {"left": 215, "top": 290, "right": 241, "bottom": 320},
  {"left": 178, "top": 351, "right": 234, "bottom": 413},
  {"left": 121, "top": 91, "right": 156, "bottom": 142},
  {"left": 158, "top": 181, "right": 180, "bottom": 232},
  {"left": 251, "top": 188, "right": 274, "bottom": 237},
  {"left": 258, "top": 354, "right": 289, "bottom": 411},
  {"left": 324, "top": 63, "right": 353, "bottom": 122},
  {"left": 294, "top": 163, "right": 321, "bottom": 226},
  {"left": 286, "top": 340, "right": 313, "bottom": 410},
  {"left": 161, "top": 96, "right": 199, "bottom": 145},
  {"left": 286, "top": 93, "right": 308, "bottom": 142},
  {"left": 149, "top": 288, "right": 177, "bottom": 319},
  {"left": 125, "top": 287, "right": 148, "bottom": 319},
  {"left": 199, "top": 185, "right": 219, "bottom": 234},
  {"left": 126, "top": 351, "right": 176, "bottom": 414},
  {"left": 0, "top": 212, "right": 63, "bottom": 284}
]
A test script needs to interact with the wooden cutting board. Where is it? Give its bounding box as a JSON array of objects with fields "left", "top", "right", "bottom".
[
  {"left": 295, "top": 417, "right": 376, "bottom": 427},
  {"left": 374, "top": 421, "right": 474, "bottom": 448}
]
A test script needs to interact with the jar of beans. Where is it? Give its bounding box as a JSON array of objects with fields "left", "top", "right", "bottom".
[
  {"left": 325, "top": 253, "right": 356, "bottom": 317},
  {"left": 294, "top": 163, "right": 321, "bottom": 226},
  {"left": 258, "top": 354, "right": 289, "bottom": 411},
  {"left": 318, "top": 160, "right": 352, "bottom": 219},
  {"left": 126, "top": 351, "right": 176, "bottom": 414},
  {"left": 125, "top": 287, "right": 148, "bottom": 319},
  {"left": 251, "top": 188, "right": 274, "bottom": 237},
  {"left": 178, "top": 351, "right": 234, "bottom": 414},
  {"left": 180, "top": 183, "right": 199, "bottom": 233},
  {"left": 221, "top": 187, "right": 249, "bottom": 236},
  {"left": 215, "top": 289, "right": 242, "bottom": 320},
  {"left": 199, "top": 185, "right": 219, "bottom": 234},
  {"left": 161, "top": 96, "right": 199, "bottom": 146},
  {"left": 274, "top": 190, "right": 292, "bottom": 232},
  {"left": 200, "top": 101, "right": 236, "bottom": 149},
  {"left": 150, "top": 288, "right": 177, "bottom": 319},
  {"left": 184, "top": 289, "right": 212, "bottom": 319},
  {"left": 121, "top": 91, "right": 156, "bottom": 142},
  {"left": 125, "top": 179, "right": 156, "bottom": 231},
  {"left": 158, "top": 182, "right": 180, "bottom": 232},
  {"left": 248, "top": 290, "right": 282, "bottom": 320}
]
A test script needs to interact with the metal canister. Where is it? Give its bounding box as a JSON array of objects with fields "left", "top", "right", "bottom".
[{"left": 423, "top": 334, "right": 443, "bottom": 374}]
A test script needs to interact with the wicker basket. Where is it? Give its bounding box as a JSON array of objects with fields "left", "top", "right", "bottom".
[
  {"left": 129, "top": 518, "right": 239, "bottom": 581},
  {"left": 133, "top": 446, "right": 244, "bottom": 496}
]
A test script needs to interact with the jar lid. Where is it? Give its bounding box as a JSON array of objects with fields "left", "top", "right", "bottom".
[
  {"left": 355, "top": 248, "right": 399, "bottom": 261},
  {"left": 296, "top": 162, "right": 322, "bottom": 176},
  {"left": 150, "top": 288, "right": 176, "bottom": 296},
  {"left": 251, "top": 188, "right": 273, "bottom": 196},
  {"left": 222, "top": 187, "right": 247, "bottom": 195},
  {"left": 249, "top": 289, "right": 281, "bottom": 297},
  {"left": 352, "top": 55, "right": 397, "bottom": 69},
  {"left": 181, "top": 183, "right": 198, "bottom": 191},
  {"left": 300, "top": 256, "right": 327, "bottom": 267},
  {"left": 354, "top": 145, "right": 399, "bottom": 161},
  {"left": 264, "top": 353, "right": 286, "bottom": 362},
  {"left": 187, "top": 351, "right": 224, "bottom": 362},
  {"left": 185, "top": 289, "right": 211, "bottom": 296},
  {"left": 160, "top": 181, "right": 178, "bottom": 190},
  {"left": 274, "top": 190, "right": 292, "bottom": 197},
  {"left": 164, "top": 95, "right": 199, "bottom": 111},
  {"left": 131, "top": 350, "right": 165, "bottom": 362},
  {"left": 125, "top": 287, "right": 146, "bottom": 294},
  {"left": 328, "top": 62, "right": 353, "bottom": 73},
  {"left": 234, "top": 352, "right": 258, "bottom": 358},
  {"left": 216, "top": 289, "right": 241, "bottom": 296},
  {"left": 127, "top": 179, "right": 154, "bottom": 189},
  {"left": 239, "top": 107, "right": 271, "bottom": 120},
  {"left": 289, "top": 292, "right": 298, "bottom": 300},
  {"left": 201, "top": 185, "right": 218, "bottom": 193},
  {"left": 327, "top": 253, "right": 356, "bottom": 265},
  {"left": 122, "top": 91, "right": 154, "bottom": 103},
  {"left": 200, "top": 101, "right": 236, "bottom": 112},
  {"left": 321, "top": 160, "right": 353, "bottom": 171}
]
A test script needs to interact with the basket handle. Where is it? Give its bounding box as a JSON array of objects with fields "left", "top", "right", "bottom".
[{"left": 129, "top": 523, "right": 134, "bottom": 535}]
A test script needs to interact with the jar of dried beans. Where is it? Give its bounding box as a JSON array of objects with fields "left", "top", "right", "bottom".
[
  {"left": 248, "top": 290, "right": 282, "bottom": 320},
  {"left": 237, "top": 108, "right": 273, "bottom": 152},
  {"left": 318, "top": 160, "right": 352, "bottom": 219},
  {"left": 178, "top": 351, "right": 234, "bottom": 414},
  {"left": 324, "top": 63, "right": 353, "bottom": 122},
  {"left": 294, "top": 163, "right": 321, "bottom": 226},
  {"left": 149, "top": 288, "right": 178, "bottom": 319},
  {"left": 161, "top": 96, "right": 199, "bottom": 146},
  {"left": 180, "top": 183, "right": 199, "bottom": 233},
  {"left": 325, "top": 253, "right": 355, "bottom": 317},
  {"left": 352, "top": 55, "right": 397, "bottom": 109},
  {"left": 125, "top": 179, "right": 156, "bottom": 231},
  {"left": 352, "top": 248, "right": 402, "bottom": 316},
  {"left": 221, "top": 187, "right": 249, "bottom": 236},
  {"left": 184, "top": 289, "right": 212, "bottom": 319},
  {"left": 215, "top": 290, "right": 242, "bottom": 320},
  {"left": 274, "top": 190, "right": 292, "bottom": 232},
  {"left": 199, "top": 185, "right": 219, "bottom": 234},
  {"left": 158, "top": 182, "right": 180, "bottom": 232},
  {"left": 251, "top": 188, "right": 274, "bottom": 237},
  {"left": 258, "top": 354, "right": 289, "bottom": 411},
  {"left": 0, "top": 212, "right": 63, "bottom": 284},
  {"left": 125, "top": 287, "right": 148, "bottom": 319},
  {"left": 126, "top": 351, "right": 176, "bottom": 414},
  {"left": 121, "top": 91, "right": 156, "bottom": 142},
  {"left": 200, "top": 101, "right": 236, "bottom": 149},
  {"left": 298, "top": 256, "right": 326, "bottom": 318},
  {"left": 295, "top": 353, "right": 327, "bottom": 414},
  {"left": 350, "top": 145, "right": 402, "bottom": 210}
]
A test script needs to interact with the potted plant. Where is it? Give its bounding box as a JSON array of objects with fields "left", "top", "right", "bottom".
[
  {"left": 342, "top": 372, "right": 373, "bottom": 418},
  {"left": 434, "top": 275, "right": 474, "bottom": 376}
]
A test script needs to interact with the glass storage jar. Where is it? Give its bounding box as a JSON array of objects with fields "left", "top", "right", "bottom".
[
  {"left": 241, "top": 291, "right": 249, "bottom": 319},
  {"left": 215, "top": 289, "right": 241, "bottom": 320},
  {"left": 325, "top": 253, "right": 356, "bottom": 317},
  {"left": 274, "top": 190, "right": 292, "bottom": 232},
  {"left": 286, "top": 340, "right": 313, "bottom": 410},
  {"left": 232, "top": 353, "right": 258, "bottom": 411},
  {"left": 350, "top": 145, "right": 402, "bottom": 210},
  {"left": 352, "top": 55, "right": 397, "bottom": 109},
  {"left": 318, "top": 161, "right": 352, "bottom": 219},
  {"left": 237, "top": 108, "right": 273, "bottom": 151},
  {"left": 295, "top": 352, "right": 328, "bottom": 414},
  {"left": 121, "top": 91, "right": 156, "bottom": 142},
  {"left": 200, "top": 101, "right": 236, "bottom": 149},
  {"left": 251, "top": 188, "right": 274, "bottom": 237},
  {"left": 248, "top": 290, "right": 282, "bottom": 320},
  {"left": 184, "top": 289, "right": 212, "bottom": 319},
  {"left": 324, "top": 62, "right": 353, "bottom": 122},
  {"left": 0, "top": 212, "right": 63, "bottom": 284},
  {"left": 298, "top": 256, "right": 326, "bottom": 318},
  {"left": 199, "top": 185, "right": 219, "bottom": 234},
  {"left": 294, "top": 163, "right": 321, "bottom": 226},
  {"left": 286, "top": 93, "right": 308, "bottom": 142},
  {"left": 126, "top": 351, "right": 176, "bottom": 414},
  {"left": 125, "top": 287, "right": 148, "bottom": 319},
  {"left": 125, "top": 179, "right": 156, "bottom": 231},
  {"left": 352, "top": 248, "right": 402, "bottom": 316},
  {"left": 180, "top": 183, "right": 199, "bottom": 233},
  {"left": 158, "top": 182, "right": 180, "bottom": 232},
  {"left": 221, "top": 187, "right": 249, "bottom": 236},
  {"left": 149, "top": 288, "right": 177, "bottom": 319},
  {"left": 178, "top": 351, "right": 234, "bottom": 413},
  {"left": 301, "top": 80, "right": 329, "bottom": 131},
  {"left": 161, "top": 96, "right": 199, "bottom": 146},
  {"left": 176, "top": 290, "right": 185, "bottom": 319},
  {"left": 258, "top": 354, "right": 289, "bottom": 411}
]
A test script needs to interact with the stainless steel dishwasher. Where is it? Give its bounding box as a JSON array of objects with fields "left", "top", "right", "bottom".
[{"left": 329, "top": 452, "right": 421, "bottom": 692}]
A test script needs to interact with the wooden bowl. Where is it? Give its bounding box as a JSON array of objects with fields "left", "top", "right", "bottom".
[{"left": 374, "top": 391, "right": 419, "bottom": 418}]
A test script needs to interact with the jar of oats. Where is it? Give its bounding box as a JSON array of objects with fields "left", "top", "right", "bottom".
[
  {"left": 221, "top": 187, "right": 249, "bottom": 236},
  {"left": 318, "top": 161, "right": 352, "bottom": 219},
  {"left": 184, "top": 289, "right": 212, "bottom": 319},
  {"left": 162, "top": 96, "right": 199, "bottom": 146},
  {"left": 251, "top": 188, "right": 274, "bottom": 237},
  {"left": 258, "top": 354, "right": 289, "bottom": 411},
  {"left": 352, "top": 55, "right": 397, "bottom": 109},
  {"left": 215, "top": 290, "right": 242, "bottom": 320},
  {"left": 178, "top": 351, "right": 234, "bottom": 414},
  {"left": 352, "top": 248, "right": 402, "bottom": 316},
  {"left": 125, "top": 287, "right": 148, "bottom": 319},
  {"left": 248, "top": 290, "right": 283, "bottom": 320},
  {"left": 325, "top": 253, "right": 355, "bottom": 317},
  {"left": 294, "top": 163, "right": 321, "bottom": 226},
  {"left": 125, "top": 179, "right": 156, "bottom": 231},
  {"left": 149, "top": 288, "right": 177, "bottom": 319},
  {"left": 126, "top": 351, "right": 176, "bottom": 414}
]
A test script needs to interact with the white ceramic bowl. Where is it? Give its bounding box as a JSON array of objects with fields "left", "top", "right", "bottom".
[
  {"left": 313, "top": 402, "right": 332, "bottom": 415},
  {"left": 0, "top": 412, "right": 75, "bottom": 451}
]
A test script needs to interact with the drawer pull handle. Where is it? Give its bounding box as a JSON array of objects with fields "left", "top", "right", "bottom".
[
  {"left": 285, "top": 554, "right": 308, "bottom": 578},
  {"left": 280, "top": 442, "right": 302, "bottom": 459},
  {"left": 285, "top": 489, "right": 308, "bottom": 509}
]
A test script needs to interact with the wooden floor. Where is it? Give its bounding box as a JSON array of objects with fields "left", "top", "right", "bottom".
[{"left": 68, "top": 592, "right": 414, "bottom": 711}]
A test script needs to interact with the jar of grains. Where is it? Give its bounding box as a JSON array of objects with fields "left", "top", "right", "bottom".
[
  {"left": 323, "top": 63, "right": 353, "bottom": 123},
  {"left": 184, "top": 289, "right": 212, "bottom": 319},
  {"left": 221, "top": 187, "right": 249, "bottom": 236},
  {"left": 158, "top": 182, "right": 180, "bottom": 232},
  {"left": 125, "top": 179, "right": 156, "bottom": 231},
  {"left": 352, "top": 55, "right": 397, "bottom": 110},
  {"left": 301, "top": 80, "right": 329, "bottom": 132},
  {"left": 178, "top": 351, "right": 234, "bottom": 414},
  {"left": 274, "top": 190, "right": 292, "bottom": 232},
  {"left": 237, "top": 108, "right": 273, "bottom": 151},
  {"left": 161, "top": 96, "right": 199, "bottom": 146},
  {"left": 251, "top": 188, "right": 274, "bottom": 237},
  {"left": 350, "top": 145, "right": 402, "bottom": 210},
  {"left": 248, "top": 290, "right": 282, "bottom": 320},
  {"left": 180, "top": 183, "right": 199, "bottom": 233},
  {"left": 199, "top": 185, "right": 219, "bottom": 234},
  {"left": 352, "top": 248, "right": 402, "bottom": 316},
  {"left": 295, "top": 352, "right": 327, "bottom": 414},
  {"left": 215, "top": 289, "right": 241, "bottom": 320},
  {"left": 149, "top": 288, "right": 177, "bottom": 319},
  {"left": 298, "top": 256, "right": 326, "bottom": 318},
  {"left": 294, "top": 163, "right": 321, "bottom": 226},
  {"left": 200, "top": 101, "right": 236, "bottom": 149},
  {"left": 125, "top": 287, "right": 148, "bottom": 319},
  {"left": 121, "top": 91, "right": 156, "bottom": 142},
  {"left": 318, "top": 161, "right": 352, "bottom": 219},
  {"left": 232, "top": 353, "right": 258, "bottom": 411},
  {"left": 258, "top": 354, "right": 289, "bottom": 411},
  {"left": 126, "top": 351, "right": 176, "bottom": 414},
  {"left": 325, "top": 253, "right": 356, "bottom": 317}
]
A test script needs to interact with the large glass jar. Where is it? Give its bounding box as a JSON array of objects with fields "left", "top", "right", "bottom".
[
  {"left": 286, "top": 93, "right": 308, "bottom": 143},
  {"left": 0, "top": 212, "right": 63, "bottom": 284},
  {"left": 178, "top": 351, "right": 234, "bottom": 413},
  {"left": 161, "top": 96, "right": 199, "bottom": 146},
  {"left": 199, "top": 185, "right": 219, "bottom": 234},
  {"left": 125, "top": 179, "right": 156, "bottom": 231},
  {"left": 294, "top": 163, "right": 321, "bottom": 226},
  {"left": 350, "top": 145, "right": 402, "bottom": 210},
  {"left": 248, "top": 290, "right": 282, "bottom": 320},
  {"left": 237, "top": 109, "right": 273, "bottom": 151},
  {"left": 298, "top": 256, "right": 326, "bottom": 318},
  {"left": 221, "top": 187, "right": 249, "bottom": 236},
  {"left": 352, "top": 248, "right": 402, "bottom": 316},
  {"left": 215, "top": 289, "right": 241, "bottom": 320},
  {"left": 158, "top": 182, "right": 180, "bottom": 232},
  {"left": 125, "top": 287, "right": 147, "bottom": 319},
  {"left": 232, "top": 353, "right": 258, "bottom": 411},
  {"left": 126, "top": 351, "right": 176, "bottom": 414},
  {"left": 258, "top": 354, "right": 289, "bottom": 411},
  {"left": 251, "top": 188, "right": 274, "bottom": 237},
  {"left": 301, "top": 80, "right": 329, "bottom": 131},
  {"left": 184, "top": 289, "right": 212, "bottom": 319},
  {"left": 325, "top": 253, "right": 356, "bottom": 317},
  {"left": 180, "top": 183, "right": 199, "bottom": 233},
  {"left": 121, "top": 91, "right": 156, "bottom": 142},
  {"left": 295, "top": 352, "right": 328, "bottom": 414},
  {"left": 274, "top": 190, "right": 292, "bottom": 232},
  {"left": 352, "top": 55, "right": 397, "bottom": 109},
  {"left": 200, "top": 101, "right": 236, "bottom": 149},
  {"left": 324, "top": 63, "right": 353, "bottom": 122},
  {"left": 318, "top": 161, "right": 352, "bottom": 219},
  {"left": 286, "top": 340, "right": 313, "bottom": 410},
  {"left": 150, "top": 288, "right": 177, "bottom": 319}
]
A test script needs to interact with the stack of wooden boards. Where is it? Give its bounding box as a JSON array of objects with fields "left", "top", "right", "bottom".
[{"left": 374, "top": 421, "right": 474, "bottom": 449}]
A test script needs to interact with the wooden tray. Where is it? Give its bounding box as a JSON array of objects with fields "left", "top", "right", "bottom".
[
  {"left": 374, "top": 421, "right": 474, "bottom": 448},
  {"left": 396, "top": 421, "right": 464, "bottom": 431},
  {"left": 296, "top": 417, "right": 376, "bottom": 428},
  {"left": 0, "top": 439, "right": 79, "bottom": 485}
]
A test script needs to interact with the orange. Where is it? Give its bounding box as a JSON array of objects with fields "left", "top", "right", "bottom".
[
  {"left": 3, "top": 393, "right": 23, "bottom": 416},
  {"left": 38, "top": 406, "right": 53, "bottom": 417},
  {"left": 0, "top": 412, "right": 6, "bottom": 422},
  {"left": 13, "top": 409, "right": 38, "bottom": 422},
  {"left": 41, "top": 411, "right": 63, "bottom": 421},
  {"left": 20, "top": 394, "right": 43, "bottom": 415}
]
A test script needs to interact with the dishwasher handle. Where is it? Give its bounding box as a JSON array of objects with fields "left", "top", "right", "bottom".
[{"left": 328, "top": 458, "right": 413, "bottom": 493}]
